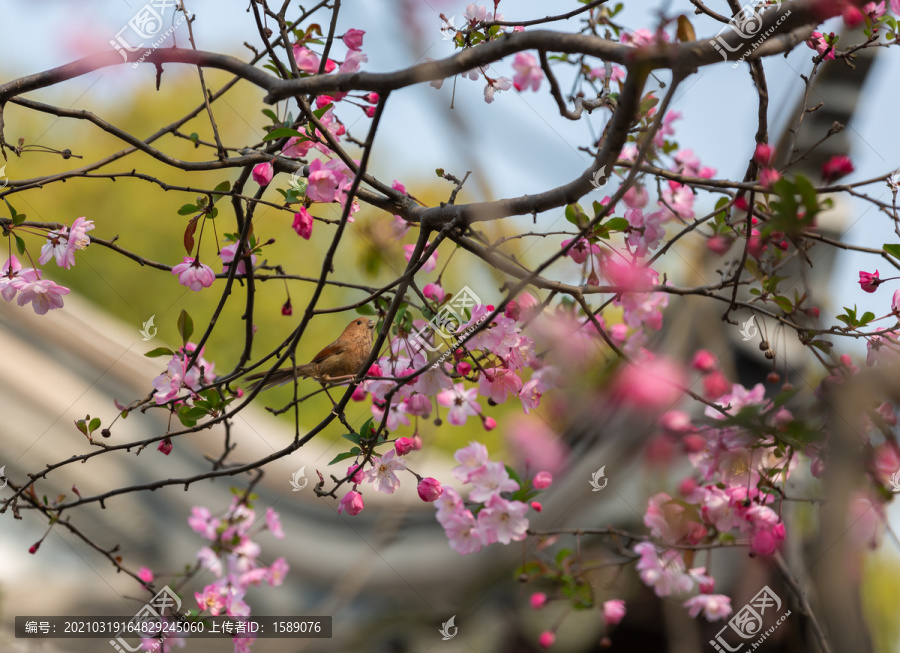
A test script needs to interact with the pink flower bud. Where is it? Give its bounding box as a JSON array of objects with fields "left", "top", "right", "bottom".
[
  {"left": 659, "top": 410, "right": 692, "bottom": 435},
  {"left": 530, "top": 501, "right": 543, "bottom": 512},
  {"left": 505, "top": 301, "right": 521, "bottom": 320},
  {"left": 703, "top": 370, "right": 730, "bottom": 399},
  {"left": 822, "top": 155, "right": 854, "bottom": 183},
  {"left": 538, "top": 631, "right": 555, "bottom": 648},
  {"left": 411, "top": 434, "right": 423, "bottom": 450},
  {"left": 338, "top": 490, "right": 364, "bottom": 516},
  {"left": 343, "top": 28, "right": 365, "bottom": 50},
  {"left": 405, "top": 394, "right": 432, "bottom": 417},
  {"left": 681, "top": 434, "right": 706, "bottom": 454},
  {"left": 158, "top": 438, "right": 173, "bottom": 456},
  {"left": 678, "top": 477, "right": 698, "bottom": 497},
  {"left": 281, "top": 299, "right": 293, "bottom": 316},
  {"left": 423, "top": 282, "right": 446, "bottom": 302},
  {"left": 707, "top": 234, "right": 732, "bottom": 255},
  {"left": 859, "top": 270, "right": 880, "bottom": 293},
  {"left": 367, "top": 364, "right": 383, "bottom": 378},
  {"left": 363, "top": 106, "right": 376, "bottom": 118},
  {"left": 351, "top": 386, "right": 367, "bottom": 401},
  {"left": 456, "top": 361, "right": 472, "bottom": 376},
  {"left": 691, "top": 350, "right": 717, "bottom": 373},
  {"left": 29, "top": 542, "right": 40, "bottom": 554},
  {"left": 483, "top": 416, "right": 497, "bottom": 431},
  {"left": 364, "top": 92, "right": 379, "bottom": 104},
  {"left": 530, "top": 592, "right": 547, "bottom": 609},
  {"left": 417, "top": 477, "right": 443, "bottom": 502},
  {"left": 760, "top": 167, "right": 781, "bottom": 188},
  {"left": 138, "top": 567, "right": 154, "bottom": 583},
  {"left": 603, "top": 599, "right": 626, "bottom": 627},
  {"left": 395, "top": 437, "right": 415, "bottom": 456},
  {"left": 533, "top": 471, "right": 553, "bottom": 489},
  {"left": 347, "top": 464, "right": 365, "bottom": 484},
  {"left": 753, "top": 143, "right": 774, "bottom": 167},
  {"left": 252, "top": 161, "right": 274, "bottom": 186},
  {"left": 806, "top": 306, "right": 820, "bottom": 319}
]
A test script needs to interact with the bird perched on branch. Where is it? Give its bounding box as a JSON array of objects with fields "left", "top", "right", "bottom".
[{"left": 246, "top": 318, "right": 375, "bottom": 390}]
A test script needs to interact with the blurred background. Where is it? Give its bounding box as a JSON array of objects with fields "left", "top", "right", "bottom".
[{"left": 1, "top": 0, "right": 900, "bottom": 651}]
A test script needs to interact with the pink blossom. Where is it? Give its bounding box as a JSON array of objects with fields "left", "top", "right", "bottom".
[
  {"left": 561, "top": 237, "right": 600, "bottom": 264},
  {"left": 282, "top": 136, "right": 312, "bottom": 158},
  {"left": 683, "top": 594, "right": 732, "bottom": 621},
  {"left": 291, "top": 45, "right": 322, "bottom": 73},
  {"left": 822, "top": 154, "right": 854, "bottom": 182},
  {"left": 464, "top": 3, "right": 490, "bottom": 23},
  {"left": 347, "top": 464, "right": 365, "bottom": 484},
  {"left": 443, "top": 510, "right": 485, "bottom": 555},
  {"left": 305, "top": 159, "right": 341, "bottom": 202},
  {"left": 505, "top": 414, "right": 569, "bottom": 476},
  {"left": 172, "top": 257, "right": 215, "bottom": 291},
  {"left": 477, "top": 494, "right": 529, "bottom": 544},
  {"left": 615, "top": 357, "right": 686, "bottom": 410},
  {"left": 438, "top": 383, "right": 482, "bottom": 425},
  {"left": 38, "top": 229, "right": 71, "bottom": 268},
  {"left": 753, "top": 143, "right": 774, "bottom": 166},
  {"left": 452, "top": 441, "right": 490, "bottom": 481},
  {"left": 468, "top": 461, "right": 520, "bottom": 502},
  {"left": 603, "top": 599, "right": 626, "bottom": 627},
  {"left": 659, "top": 182, "right": 695, "bottom": 220},
  {"left": 340, "top": 50, "right": 368, "bottom": 73},
  {"left": 893, "top": 289, "right": 900, "bottom": 315},
  {"left": 478, "top": 367, "right": 523, "bottom": 404},
  {"left": 188, "top": 506, "right": 220, "bottom": 540},
  {"left": 511, "top": 52, "right": 543, "bottom": 92},
  {"left": 157, "top": 438, "right": 173, "bottom": 455},
  {"left": 484, "top": 76, "right": 512, "bottom": 103},
  {"left": 533, "top": 471, "right": 553, "bottom": 490},
  {"left": 343, "top": 28, "right": 365, "bottom": 50},
  {"left": 0, "top": 256, "right": 34, "bottom": 301},
  {"left": 602, "top": 258, "right": 656, "bottom": 292},
  {"left": 660, "top": 410, "right": 693, "bottom": 435},
  {"left": 366, "top": 449, "right": 406, "bottom": 494},
  {"left": 653, "top": 110, "right": 681, "bottom": 146},
  {"left": 865, "top": 1, "right": 887, "bottom": 18},
  {"left": 843, "top": 4, "right": 864, "bottom": 25},
  {"left": 622, "top": 28, "right": 667, "bottom": 48},
  {"left": 268, "top": 557, "right": 289, "bottom": 586},
  {"left": 394, "top": 437, "right": 415, "bottom": 456},
  {"left": 338, "top": 490, "right": 365, "bottom": 516},
  {"left": 137, "top": 567, "right": 154, "bottom": 583},
  {"left": 292, "top": 207, "right": 314, "bottom": 239},
  {"left": 265, "top": 507, "right": 284, "bottom": 539},
  {"left": 15, "top": 279, "right": 70, "bottom": 315},
  {"left": 252, "top": 161, "right": 274, "bottom": 186},
  {"left": 707, "top": 234, "right": 732, "bottom": 255},
  {"left": 633, "top": 542, "right": 694, "bottom": 597},
  {"left": 219, "top": 242, "right": 256, "bottom": 275},
  {"left": 195, "top": 585, "right": 227, "bottom": 615},
  {"left": 405, "top": 393, "right": 433, "bottom": 417},
  {"left": 703, "top": 370, "right": 731, "bottom": 399},
  {"left": 692, "top": 350, "right": 717, "bottom": 373},
  {"left": 859, "top": 270, "right": 881, "bottom": 292},
  {"left": 530, "top": 592, "right": 547, "bottom": 609},
  {"left": 626, "top": 208, "right": 666, "bottom": 255},
  {"left": 423, "top": 282, "right": 445, "bottom": 302},
  {"left": 538, "top": 631, "right": 555, "bottom": 648},
  {"left": 417, "top": 477, "right": 443, "bottom": 502},
  {"left": 404, "top": 243, "right": 438, "bottom": 273},
  {"left": 806, "top": 31, "right": 836, "bottom": 60}
]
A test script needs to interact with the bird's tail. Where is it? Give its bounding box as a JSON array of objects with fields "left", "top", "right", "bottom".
[{"left": 245, "top": 363, "right": 317, "bottom": 390}]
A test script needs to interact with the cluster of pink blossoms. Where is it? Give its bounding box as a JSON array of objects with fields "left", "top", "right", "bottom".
[
  {"left": 187, "top": 499, "right": 289, "bottom": 653},
  {"left": 151, "top": 343, "right": 216, "bottom": 407},
  {"left": 434, "top": 441, "right": 547, "bottom": 555},
  {"left": 1, "top": 217, "right": 94, "bottom": 314}
]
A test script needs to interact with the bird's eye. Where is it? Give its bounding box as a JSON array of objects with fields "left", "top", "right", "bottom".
[{"left": 356, "top": 320, "right": 361, "bottom": 325}]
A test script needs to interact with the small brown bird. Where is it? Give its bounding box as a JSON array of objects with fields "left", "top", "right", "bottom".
[{"left": 246, "top": 318, "right": 375, "bottom": 390}]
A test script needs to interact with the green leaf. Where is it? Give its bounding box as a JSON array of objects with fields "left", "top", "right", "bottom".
[
  {"left": 355, "top": 304, "right": 375, "bottom": 315},
  {"left": 178, "top": 204, "right": 199, "bottom": 215},
  {"left": 604, "top": 217, "right": 629, "bottom": 231},
  {"left": 263, "top": 127, "right": 303, "bottom": 141},
  {"left": 12, "top": 212, "right": 25, "bottom": 226},
  {"left": 883, "top": 243, "right": 900, "bottom": 259},
  {"left": 555, "top": 548, "right": 572, "bottom": 567},
  {"left": 342, "top": 431, "right": 362, "bottom": 446},
  {"left": 504, "top": 465, "right": 523, "bottom": 488},
  {"left": 261, "top": 108, "right": 278, "bottom": 122},
  {"left": 312, "top": 103, "right": 334, "bottom": 119},
  {"left": 13, "top": 234, "right": 25, "bottom": 255},
  {"left": 144, "top": 347, "right": 174, "bottom": 358},
  {"left": 177, "top": 310, "right": 194, "bottom": 345},
  {"left": 88, "top": 417, "right": 101, "bottom": 434},
  {"left": 328, "top": 448, "right": 361, "bottom": 466},
  {"left": 859, "top": 311, "right": 875, "bottom": 326},
  {"left": 435, "top": 168, "right": 445, "bottom": 177},
  {"left": 212, "top": 181, "right": 231, "bottom": 201}
]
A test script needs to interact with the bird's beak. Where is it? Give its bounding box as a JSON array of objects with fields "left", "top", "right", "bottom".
[{"left": 367, "top": 319, "right": 375, "bottom": 329}]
